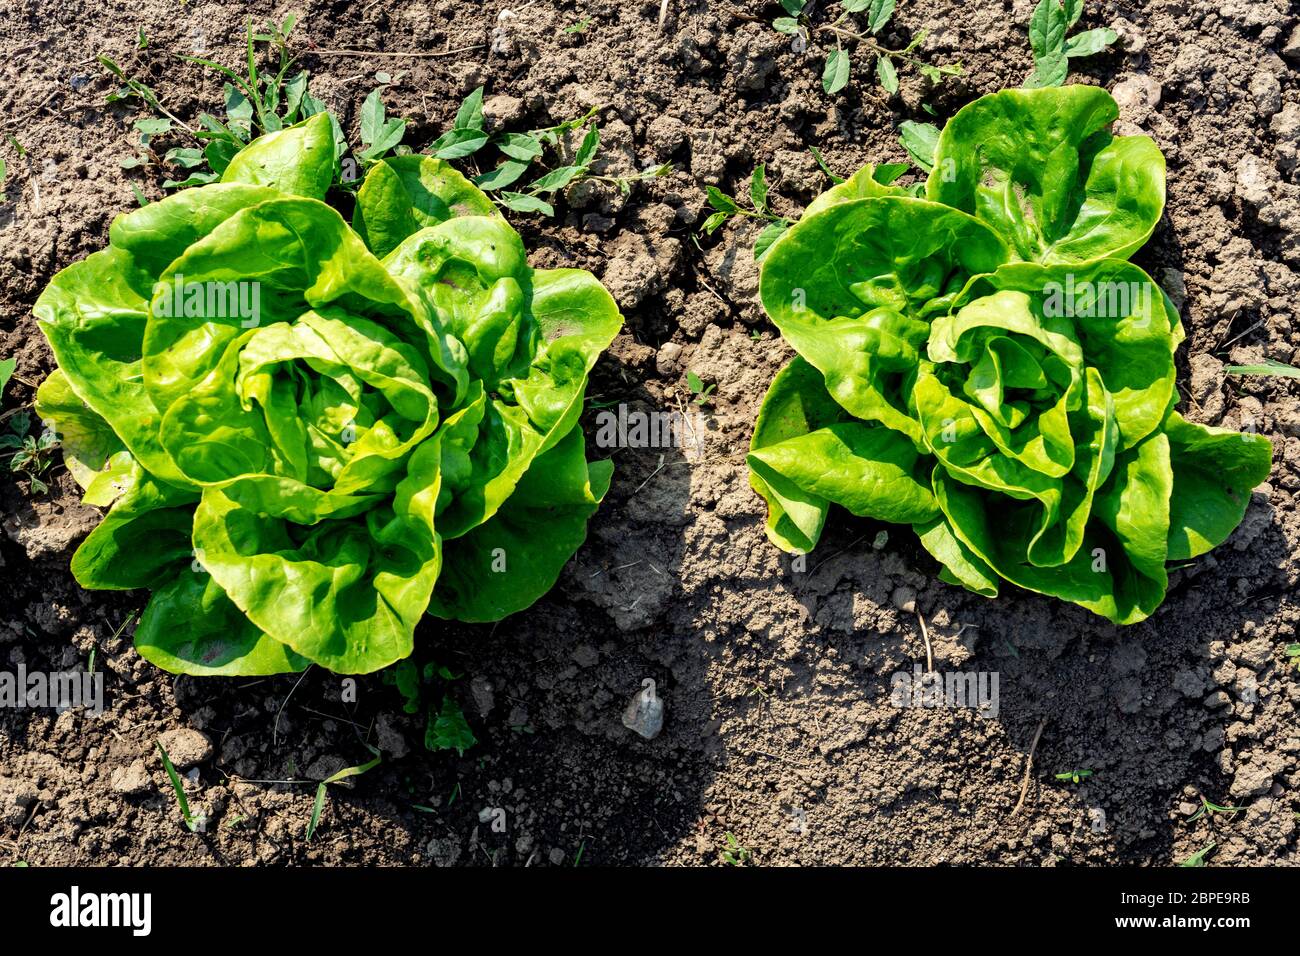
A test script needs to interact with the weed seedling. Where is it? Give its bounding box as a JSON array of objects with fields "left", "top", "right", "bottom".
[
  {"left": 700, "top": 165, "right": 790, "bottom": 260},
  {"left": 382, "top": 657, "right": 478, "bottom": 756},
  {"left": 721, "top": 832, "right": 752, "bottom": 865},
  {"left": 306, "top": 746, "right": 381, "bottom": 841},
  {"left": 1024, "top": 0, "right": 1117, "bottom": 88},
  {"left": 1178, "top": 842, "right": 1216, "bottom": 867},
  {"left": 430, "top": 91, "right": 669, "bottom": 216},
  {"left": 157, "top": 741, "right": 204, "bottom": 832},
  {"left": 107, "top": 16, "right": 334, "bottom": 191},
  {"left": 426, "top": 695, "right": 477, "bottom": 756},
  {"left": 1, "top": 411, "right": 59, "bottom": 495},
  {"left": 1187, "top": 797, "right": 1245, "bottom": 823},
  {"left": 772, "top": 1, "right": 961, "bottom": 97},
  {"left": 1054, "top": 769, "right": 1094, "bottom": 784},
  {"left": 1225, "top": 360, "right": 1300, "bottom": 380},
  {"left": 686, "top": 370, "right": 716, "bottom": 407},
  {"left": 357, "top": 80, "right": 408, "bottom": 164}
]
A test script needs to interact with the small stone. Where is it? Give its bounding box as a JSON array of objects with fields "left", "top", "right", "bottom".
[
  {"left": 1110, "top": 17, "right": 1145, "bottom": 53},
  {"left": 656, "top": 341, "right": 683, "bottom": 375},
  {"left": 622, "top": 680, "right": 665, "bottom": 740},
  {"left": 548, "top": 848, "right": 566, "bottom": 865},
  {"left": 890, "top": 585, "right": 917, "bottom": 613},
  {"left": 470, "top": 675, "right": 495, "bottom": 718},
  {"left": 375, "top": 712, "right": 409, "bottom": 759},
  {"left": 1110, "top": 74, "right": 1161, "bottom": 121},
  {"left": 157, "top": 728, "right": 214, "bottom": 770},
  {"left": 1249, "top": 71, "right": 1282, "bottom": 118},
  {"left": 1282, "top": 24, "right": 1300, "bottom": 63},
  {"left": 111, "top": 760, "right": 152, "bottom": 795}
]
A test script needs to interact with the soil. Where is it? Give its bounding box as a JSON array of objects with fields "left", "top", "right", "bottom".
[{"left": 1, "top": 0, "right": 1299, "bottom": 867}]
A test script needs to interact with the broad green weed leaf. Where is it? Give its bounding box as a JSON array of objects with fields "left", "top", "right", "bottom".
[
  {"left": 454, "top": 86, "right": 485, "bottom": 131},
  {"left": 1029, "top": 0, "right": 1067, "bottom": 60},
  {"left": 898, "top": 121, "right": 940, "bottom": 172},
  {"left": 823, "top": 49, "right": 851, "bottom": 94},
  {"left": 430, "top": 127, "right": 490, "bottom": 159},
  {"left": 877, "top": 55, "right": 899, "bottom": 94},
  {"left": 867, "top": 0, "right": 896, "bottom": 33},
  {"left": 1064, "top": 28, "right": 1118, "bottom": 58}
]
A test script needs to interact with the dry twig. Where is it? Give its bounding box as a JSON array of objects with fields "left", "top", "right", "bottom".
[{"left": 1010, "top": 717, "right": 1049, "bottom": 817}]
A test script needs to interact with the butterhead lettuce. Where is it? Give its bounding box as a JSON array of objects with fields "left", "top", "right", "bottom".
[
  {"left": 749, "top": 86, "right": 1272, "bottom": 625},
  {"left": 35, "top": 113, "right": 622, "bottom": 674}
]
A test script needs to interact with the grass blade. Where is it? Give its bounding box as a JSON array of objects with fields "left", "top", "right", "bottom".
[
  {"left": 157, "top": 741, "right": 197, "bottom": 832},
  {"left": 306, "top": 747, "right": 381, "bottom": 841}
]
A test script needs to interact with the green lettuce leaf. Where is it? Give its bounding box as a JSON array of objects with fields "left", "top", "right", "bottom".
[
  {"left": 926, "top": 86, "right": 1165, "bottom": 264},
  {"left": 747, "top": 85, "right": 1269, "bottom": 625},
  {"left": 220, "top": 112, "right": 336, "bottom": 200},
  {"left": 34, "top": 113, "right": 623, "bottom": 676},
  {"left": 353, "top": 155, "right": 499, "bottom": 258},
  {"left": 758, "top": 196, "right": 1009, "bottom": 445}
]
